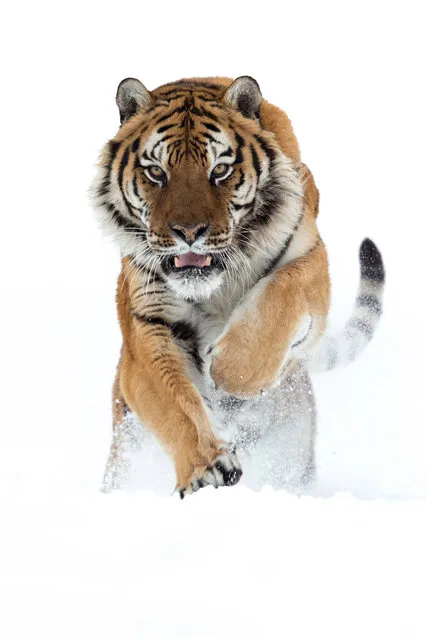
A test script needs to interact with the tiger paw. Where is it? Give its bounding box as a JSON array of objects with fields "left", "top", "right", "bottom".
[{"left": 178, "top": 449, "right": 242, "bottom": 498}]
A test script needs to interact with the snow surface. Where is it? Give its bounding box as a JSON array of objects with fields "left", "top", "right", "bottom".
[{"left": 1, "top": 2, "right": 426, "bottom": 637}]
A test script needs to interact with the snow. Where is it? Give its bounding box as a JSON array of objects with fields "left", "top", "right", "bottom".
[
  {"left": 2, "top": 490, "right": 426, "bottom": 638},
  {"left": 1, "top": 1, "right": 426, "bottom": 637}
]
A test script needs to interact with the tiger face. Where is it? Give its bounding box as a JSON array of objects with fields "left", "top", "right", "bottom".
[{"left": 92, "top": 77, "right": 302, "bottom": 300}]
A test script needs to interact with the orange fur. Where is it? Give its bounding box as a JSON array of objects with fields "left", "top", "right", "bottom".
[
  {"left": 210, "top": 240, "right": 330, "bottom": 395},
  {"left": 115, "top": 262, "right": 228, "bottom": 489},
  {"left": 102, "top": 77, "right": 330, "bottom": 491}
]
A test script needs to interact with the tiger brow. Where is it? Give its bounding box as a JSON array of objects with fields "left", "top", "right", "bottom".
[
  {"left": 202, "top": 121, "right": 221, "bottom": 133},
  {"left": 157, "top": 123, "right": 175, "bottom": 134},
  {"left": 218, "top": 147, "right": 233, "bottom": 159},
  {"left": 141, "top": 149, "right": 155, "bottom": 164}
]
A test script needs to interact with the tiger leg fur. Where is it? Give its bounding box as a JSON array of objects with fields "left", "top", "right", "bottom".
[
  {"left": 106, "top": 262, "right": 242, "bottom": 497},
  {"left": 101, "top": 358, "right": 145, "bottom": 493},
  {"left": 210, "top": 239, "right": 330, "bottom": 398}
]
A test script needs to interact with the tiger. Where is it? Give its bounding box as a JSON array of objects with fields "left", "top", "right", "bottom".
[{"left": 91, "top": 76, "right": 385, "bottom": 497}]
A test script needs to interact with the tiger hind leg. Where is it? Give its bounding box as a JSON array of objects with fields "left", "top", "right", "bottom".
[
  {"left": 101, "top": 358, "right": 143, "bottom": 492},
  {"left": 239, "top": 363, "right": 317, "bottom": 492}
]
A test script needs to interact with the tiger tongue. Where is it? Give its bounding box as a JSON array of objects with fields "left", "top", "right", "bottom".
[{"left": 176, "top": 252, "right": 208, "bottom": 268}]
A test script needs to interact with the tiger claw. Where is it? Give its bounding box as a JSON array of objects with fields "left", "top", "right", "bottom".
[{"left": 178, "top": 449, "right": 242, "bottom": 498}]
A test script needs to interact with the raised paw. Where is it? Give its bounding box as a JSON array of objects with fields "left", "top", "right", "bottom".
[{"left": 179, "top": 450, "right": 242, "bottom": 499}]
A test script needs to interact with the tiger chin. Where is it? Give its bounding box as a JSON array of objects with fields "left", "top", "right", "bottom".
[{"left": 91, "top": 75, "right": 385, "bottom": 497}]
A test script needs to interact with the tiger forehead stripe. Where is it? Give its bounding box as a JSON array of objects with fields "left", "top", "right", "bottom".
[{"left": 107, "top": 88, "right": 276, "bottom": 182}]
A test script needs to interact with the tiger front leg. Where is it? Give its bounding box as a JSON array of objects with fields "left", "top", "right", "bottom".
[
  {"left": 210, "top": 280, "right": 307, "bottom": 396},
  {"left": 119, "top": 316, "right": 242, "bottom": 497},
  {"left": 210, "top": 241, "right": 330, "bottom": 397}
]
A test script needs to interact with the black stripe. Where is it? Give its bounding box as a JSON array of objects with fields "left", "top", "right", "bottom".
[
  {"left": 218, "top": 146, "right": 233, "bottom": 158},
  {"left": 160, "top": 134, "right": 174, "bottom": 144},
  {"left": 151, "top": 140, "right": 162, "bottom": 156},
  {"left": 138, "top": 303, "right": 170, "bottom": 313},
  {"left": 131, "top": 137, "right": 140, "bottom": 153},
  {"left": 291, "top": 318, "right": 313, "bottom": 348},
  {"left": 132, "top": 289, "right": 168, "bottom": 301},
  {"left": 234, "top": 133, "right": 245, "bottom": 164},
  {"left": 155, "top": 88, "right": 190, "bottom": 98},
  {"left": 161, "top": 79, "right": 223, "bottom": 90},
  {"left": 201, "top": 131, "right": 217, "bottom": 143},
  {"left": 235, "top": 170, "right": 245, "bottom": 190},
  {"left": 117, "top": 146, "right": 142, "bottom": 221},
  {"left": 157, "top": 123, "right": 176, "bottom": 133},
  {"left": 187, "top": 346, "right": 204, "bottom": 374},
  {"left": 154, "top": 105, "right": 187, "bottom": 125},
  {"left": 250, "top": 145, "right": 261, "bottom": 177},
  {"left": 105, "top": 203, "right": 140, "bottom": 232},
  {"left": 233, "top": 201, "right": 254, "bottom": 211},
  {"left": 258, "top": 214, "right": 307, "bottom": 279},
  {"left": 244, "top": 166, "right": 290, "bottom": 230},
  {"left": 132, "top": 175, "right": 142, "bottom": 201},
  {"left": 97, "top": 141, "right": 120, "bottom": 197},
  {"left": 132, "top": 314, "right": 194, "bottom": 340},
  {"left": 132, "top": 314, "right": 203, "bottom": 373},
  {"left": 347, "top": 318, "right": 374, "bottom": 339},
  {"left": 97, "top": 179, "right": 110, "bottom": 198},
  {"left": 170, "top": 321, "right": 197, "bottom": 342},
  {"left": 254, "top": 134, "right": 276, "bottom": 161},
  {"left": 356, "top": 294, "right": 382, "bottom": 314},
  {"left": 159, "top": 93, "right": 188, "bottom": 103},
  {"left": 196, "top": 109, "right": 219, "bottom": 123},
  {"left": 219, "top": 395, "right": 247, "bottom": 411},
  {"left": 359, "top": 238, "right": 385, "bottom": 283},
  {"left": 109, "top": 140, "right": 120, "bottom": 161},
  {"left": 202, "top": 122, "right": 221, "bottom": 133},
  {"left": 132, "top": 314, "right": 169, "bottom": 328}
]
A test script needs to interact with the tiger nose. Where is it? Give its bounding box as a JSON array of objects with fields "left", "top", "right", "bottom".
[{"left": 169, "top": 221, "right": 210, "bottom": 246}]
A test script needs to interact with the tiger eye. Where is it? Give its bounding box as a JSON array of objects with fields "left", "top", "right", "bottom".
[
  {"left": 212, "top": 163, "right": 229, "bottom": 177},
  {"left": 147, "top": 165, "right": 165, "bottom": 178}
]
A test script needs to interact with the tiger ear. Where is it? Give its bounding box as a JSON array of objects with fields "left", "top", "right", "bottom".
[
  {"left": 116, "top": 78, "right": 154, "bottom": 123},
  {"left": 223, "top": 76, "right": 262, "bottom": 119}
]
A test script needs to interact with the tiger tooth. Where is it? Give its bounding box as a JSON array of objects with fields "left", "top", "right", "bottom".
[
  {"left": 205, "top": 256, "right": 212, "bottom": 267},
  {"left": 174, "top": 256, "right": 180, "bottom": 268}
]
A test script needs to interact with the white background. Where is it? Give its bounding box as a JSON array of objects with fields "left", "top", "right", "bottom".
[{"left": 1, "top": 1, "right": 425, "bottom": 637}]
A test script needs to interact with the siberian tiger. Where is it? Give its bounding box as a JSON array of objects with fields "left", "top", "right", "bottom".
[{"left": 91, "top": 76, "right": 385, "bottom": 496}]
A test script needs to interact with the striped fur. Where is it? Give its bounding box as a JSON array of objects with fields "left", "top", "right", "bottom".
[
  {"left": 306, "top": 239, "right": 385, "bottom": 373},
  {"left": 91, "top": 77, "right": 306, "bottom": 302},
  {"left": 92, "top": 76, "right": 385, "bottom": 495}
]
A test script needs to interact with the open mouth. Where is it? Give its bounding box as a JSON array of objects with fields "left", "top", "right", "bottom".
[
  {"left": 173, "top": 252, "right": 212, "bottom": 269},
  {"left": 162, "top": 251, "right": 221, "bottom": 274}
]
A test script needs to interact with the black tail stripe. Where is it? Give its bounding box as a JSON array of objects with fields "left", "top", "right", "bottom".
[
  {"left": 357, "top": 294, "right": 382, "bottom": 314},
  {"left": 359, "top": 239, "right": 385, "bottom": 283},
  {"left": 347, "top": 319, "right": 374, "bottom": 339}
]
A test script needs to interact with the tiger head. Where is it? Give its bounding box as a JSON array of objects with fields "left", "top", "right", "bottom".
[{"left": 92, "top": 76, "right": 303, "bottom": 300}]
